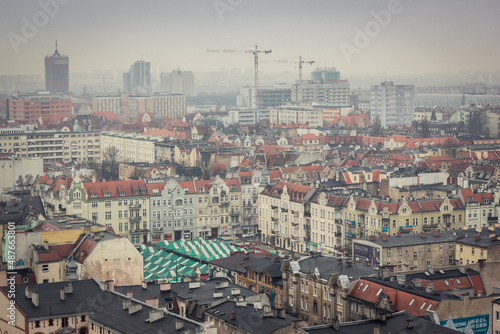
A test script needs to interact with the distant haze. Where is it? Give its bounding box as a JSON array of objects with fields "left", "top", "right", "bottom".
[{"left": 1, "top": 0, "right": 499, "bottom": 77}]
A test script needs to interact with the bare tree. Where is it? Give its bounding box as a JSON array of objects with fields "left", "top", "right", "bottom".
[
  {"left": 371, "top": 114, "right": 383, "bottom": 136},
  {"left": 421, "top": 117, "right": 431, "bottom": 138},
  {"left": 101, "top": 146, "right": 120, "bottom": 181}
]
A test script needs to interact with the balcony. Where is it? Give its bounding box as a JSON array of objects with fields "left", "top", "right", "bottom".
[
  {"left": 291, "top": 221, "right": 299, "bottom": 227},
  {"left": 230, "top": 212, "right": 240, "bottom": 217},
  {"left": 281, "top": 208, "right": 288, "bottom": 213},
  {"left": 130, "top": 228, "right": 149, "bottom": 233},
  {"left": 152, "top": 228, "right": 163, "bottom": 233},
  {"left": 334, "top": 232, "right": 342, "bottom": 237},
  {"left": 230, "top": 222, "right": 240, "bottom": 227},
  {"left": 129, "top": 203, "right": 141, "bottom": 209},
  {"left": 271, "top": 229, "right": 279, "bottom": 236},
  {"left": 129, "top": 216, "right": 141, "bottom": 222},
  {"left": 271, "top": 217, "right": 278, "bottom": 222},
  {"left": 221, "top": 202, "right": 230, "bottom": 208}
]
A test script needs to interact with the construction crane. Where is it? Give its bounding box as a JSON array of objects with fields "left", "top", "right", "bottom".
[
  {"left": 263, "top": 56, "right": 315, "bottom": 81},
  {"left": 207, "top": 45, "right": 271, "bottom": 109}
]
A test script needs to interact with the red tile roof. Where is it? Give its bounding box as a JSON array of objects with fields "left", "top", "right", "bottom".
[
  {"left": 83, "top": 180, "right": 148, "bottom": 199},
  {"left": 350, "top": 279, "right": 438, "bottom": 317},
  {"left": 37, "top": 244, "right": 74, "bottom": 263}
]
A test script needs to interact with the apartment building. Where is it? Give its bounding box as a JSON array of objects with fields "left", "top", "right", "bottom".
[
  {"left": 239, "top": 170, "right": 262, "bottom": 235},
  {"left": 100, "top": 133, "right": 158, "bottom": 163},
  {"left": 352, "top": 230, "right": 459, "bottom": 272},
  {"left": 195, "top": 176, "right": 242, "bottom": 238},
  {"left": 66, "top": 177, "right": 150, "bottom": 245},
  {"left": 455, "top": 226, "right": 500, "bottom": 265},
  {"left": 7, "top": 92, "right": 72, "bottom": 124},
  {"left": 291, "top": 81, "right": 350, "bottom": 106},
  {"left": 0, "top": 130, "right": 100, "bottom": 164},
  {"left": 309, "top": 192, "right": 346, "bottom": 256},
  {"left": 281, "top": 255, "right": 376, "bottom": 324},
  {"left": 459, "top": 189, "right": 496, "bottom": 228},
  {"left": 147, "top": 179, "right": 198, "bottom": 243},
  {"left": 259, "top": 181, "right": 316, "bottom": 254},
  {"left": 370, "top": 81, "right": 415, "bottom": 128},
  {"left": 270, "top": 106, "right": 323, "bottom": 128}
]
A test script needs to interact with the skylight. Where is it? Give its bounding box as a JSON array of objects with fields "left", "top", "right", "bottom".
[
  {"left": 376, "top": 288, "right": 383, "bottom": 296},
  {"left": 362, "top": 284, "right": 370, "bottom": 292},
  {"left": 420, "top": 302, "right": 427, "bottom": 310},
  {"left": 409, "top": 298, "right": 415, "bottom": 306},
  {"left": 357, "top": 283, "right": 364, "bottom": 291}
]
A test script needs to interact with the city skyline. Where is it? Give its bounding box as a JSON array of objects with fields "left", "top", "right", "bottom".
[{"left": 1, "top": 0, "right": 500, "bottom": 78}]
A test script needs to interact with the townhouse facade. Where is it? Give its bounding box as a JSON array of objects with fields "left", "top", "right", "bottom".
[
  {"left": 455, "top": 226, "right": 500, "bottom": 265},
  {"left": 239, "top": 170, "right": 262, "bottom": 235},
  {"left": 147, "top": 179, "right": 198, "bottom": 243},
  {"left": 259, "top": 181, "right": 316, "bottom": 254},
  {"left": 66, "top": 177, "right": 150, "bottom": 245}
]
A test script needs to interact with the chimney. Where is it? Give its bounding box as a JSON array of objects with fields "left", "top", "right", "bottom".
[
  {"left": 25, "top": 286, "right": 32, "bottom": 299},
  {"left": 414, "top": 280, "right": 422, "bottom": 288},
  {"left": 477, "top": 290, "right": 483, "bottom": 297},
  {"left": 369, "top": 235, "right": 376, "bottom": 241},
  {"left": 474, "top": 235, "right": 481, "bottom": 241},
  {"left": 459, "top": 265, "right": 466, "bottom": 274},
  {"left": 420, "top": 232, "right": 427, "bottom": 238},
  {"left": 84, "top": 225, "right": 91, "bottom": 235},
  {"left": 60, "top": 288, "right": 65, "bottom": 301},
  {"left": 64, "top": 283, "right": 73, "bottom": 294},
  {"left": 374, "top": 325, "right": 381, "bottom": 334},
  {"left": 149, "top": 309, "right": 164, "bottom": 323},
  {"left": 106, "top": 280, "right": 115, "bottom": 291},
  {"left": 406, "top": 319, "right": 414, "bottom": 329},
  {"left": 434, "top": 230, "right": 440, "bottom": 237},
  {"left": 127, "top": 291, "right": 133, "bottom": 298},
  {"left": 428, "top": 266, "right": 435, "bottom": 275},
  {"left": 146, "top": 297, "right": 159, "bottom": 308},
  {"left": 142, "top": 281, "right": 147, "bottom": 289},
  {"left": 32, "top": 289, "right": 39, "bottom": 307},
  {"left": 43, "top": 239, "right": 49, "bottom": 250},
  {"left": 230, "top": 312, "right": 236, "bottom": 320},
  {"left": 382, "top": 235, "right": 388, "bottom": 241},
  {"left": 160, "top": 282, "right": 171, "bottom": 291},
  {"left": 397, "top": 232, "right": 401, "bottom": 237},
  {"left": 426, "top": 285, "right": 433, "bottom": 294},
  {"left": 128, "top": 303, "right": 142, "bottom": 314},
  {"left": 175, "top": 320, "right": 184, "bottom": 330},
  {"left": 123, "top": 299, "right": 131, "bottom": 310}
]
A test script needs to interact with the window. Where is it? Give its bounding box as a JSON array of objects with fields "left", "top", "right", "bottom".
[
  {"left": 414, "top": 251, "right": 418, "bottom": 260},
  {"left": 398, "top": 247, "right": 402, "bottom": 256},
  {"left": 119, "top": 223, "right": 123, "bottom": 232},
  {"left": 42, "top": 264, "right": 49, "bottom": 272},
  {"left": 105, "top": 211, "right": 111, "bottom": 220},
  {"left": 105, "top": 200, "right": 111, "bottom": 208},
  {"left": 472, "top": 247, "right": 475, "bottom": 256},
  {"left": 439, "top": 244, "right": 444, "bottom": 251},
  {"left": 449, "top": 255, "right": 454, "bottom": 264},
  {"left": 387, "top": 249, "right": 391, "bottom": 257},
  {"left": 460, "top": 244, "right": 463, "bottom": 252},
  {"left": 449, "top": 243, "right": 454, "bottom": 251},
  {"left": 427, "top": 244, "right": 431, "bottom": 252},
  {"left": 91, "top": 201, "right": 98, "bottom": 208},
  {"left": 481, "top": 249, "right": 484, "bottom": 257}
]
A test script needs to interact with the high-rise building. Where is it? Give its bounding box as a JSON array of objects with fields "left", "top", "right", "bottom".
[
  {"left": 311, "top": 67, "right": 341, "bottom": 84},
  {"left": 237, "top": 84, "right": 291, "bottom": 109},
  {"left": 370, "top": 81, "right": 415, "bottom": 128},
  {"left": 45, "top": 41, "right": 69, "bottom": 93},
  {"left": 123, "top": 60, "right": 151, "bottom": 92},
  {"left": 161, "top": 70, "right": 194, "bottom": 96}
]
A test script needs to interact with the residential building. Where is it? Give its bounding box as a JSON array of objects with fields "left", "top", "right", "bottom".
[
  {"left": 459, "top": 189, "right": 496, "bottom": 228},
  {"left": 236, "top": 256, "right": 284, "bottom": 307},
  {"left": 92, "top": 94, "right": 126, "bottom": 119},
  {"left": 7, "top": 91, "right": 72, "bottom": 124},
  {"left": 300, "top": 311, "right": 461, "bottom": 334},
  {"left": 208, "top": 251, "right": 269, "bottom": 284},
  {"left": 123, "top": 60, "right": 150, "bottom": 92},
  {"left": 370, "top": 81, "right": 415, "bottom": 128},
  {"left": 493, "top": 298, "right": 500, "bottom": 334},
  {"left": 291, "top": 81, "right": 350, "bottom": 105},
  {"left": 270, "top": 105, "right": 323, "bottom": 128},
  {"left": 161, "top": 69, "right": 194, "bottom": 96},
  {"left": 147, "top": 179, "right": 198, "bottom": 243},
  {"left": 0, "top": 279, "right": 208, "bottom": 334},
  {"left": 281, "top": 255, "right": 376, "bottom": 324},
  {"left": 45, "top": 42, "right": 69, "bottom": 93},
  {"left": 455, "top": 226, "right": 500, "bottom": 265},
  {"left": 259, "top": 181, "right": 316, "bottom": 254},
  {"left": 239, "top": 170, "right": 262, "bottom": 235},
  {"left": 237, "top": 85, "right": 291, "bottom": 109},
  {"left": 206, "top": 300, "right": 304, "bottom": 334},
  {"left": 100, "top": 133, "right": 158, "bottom": 163},
  {"left": 0, "top": 130, "right": 100, "bottom": 164},
  {"left": 352, "top": 230, "right": 459, "bottom": 272},
  {"left": 29, "top": 230, "right": 143, "bottom": 285},
  {"left": 0, "top": 156, "right": 43, "bottom": 201},
  {"left": 194, "top": 176, "right": 242, "bottom": 238},
  {"left": 66, "top": 177, "right": 150, "bottom": 245},
  {"left": 228, "top": 108, "right": 270, "bottom": 125},
  {"left": 308, "top": 192, "right": 346, "bottom": 256}
]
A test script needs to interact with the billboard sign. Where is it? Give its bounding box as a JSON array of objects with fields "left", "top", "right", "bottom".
[
  {"left": 439, "top": 314, "right": 489, "bottom": 334},
  {"left": 353, "top": 242, "right": 381, "bottom": 266}
]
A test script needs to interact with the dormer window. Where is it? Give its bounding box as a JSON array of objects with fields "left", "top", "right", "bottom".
[
  {"left": 484, "top": 198, "right": 490, "bottom": 204},
  {"left": 199, "top": 187, "right": 204, "bottom": 192},
  {"left": 467, "top": 197, "right": 474, "bottom": 203},
  {"left": 104, "top": 192, "right": 111, "bottom": 197},
  {"left": 90, "top": 193, "right": 97, "bottom": 198},
  {"left": 231, "top": 185, "right": 237, "bottom": 191},
  {"left": 153, "top": 189, "right": 159, "bottom": 195},
  {"left": 119, "top": 191, "right": 125, "bottom": 196}
]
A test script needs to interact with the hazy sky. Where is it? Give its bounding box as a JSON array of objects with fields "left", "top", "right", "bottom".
[{"left": 1, "top": 0, "right": 499, "bottom": 77}]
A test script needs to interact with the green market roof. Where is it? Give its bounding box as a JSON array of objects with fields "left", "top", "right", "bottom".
[{"left": 140, "top": 238, "right": 244, "bottom": 283}]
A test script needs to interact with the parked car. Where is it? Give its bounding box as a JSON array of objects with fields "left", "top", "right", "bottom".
[{"left": 242, "top": 232, "right": 255, "bottom": 238}]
